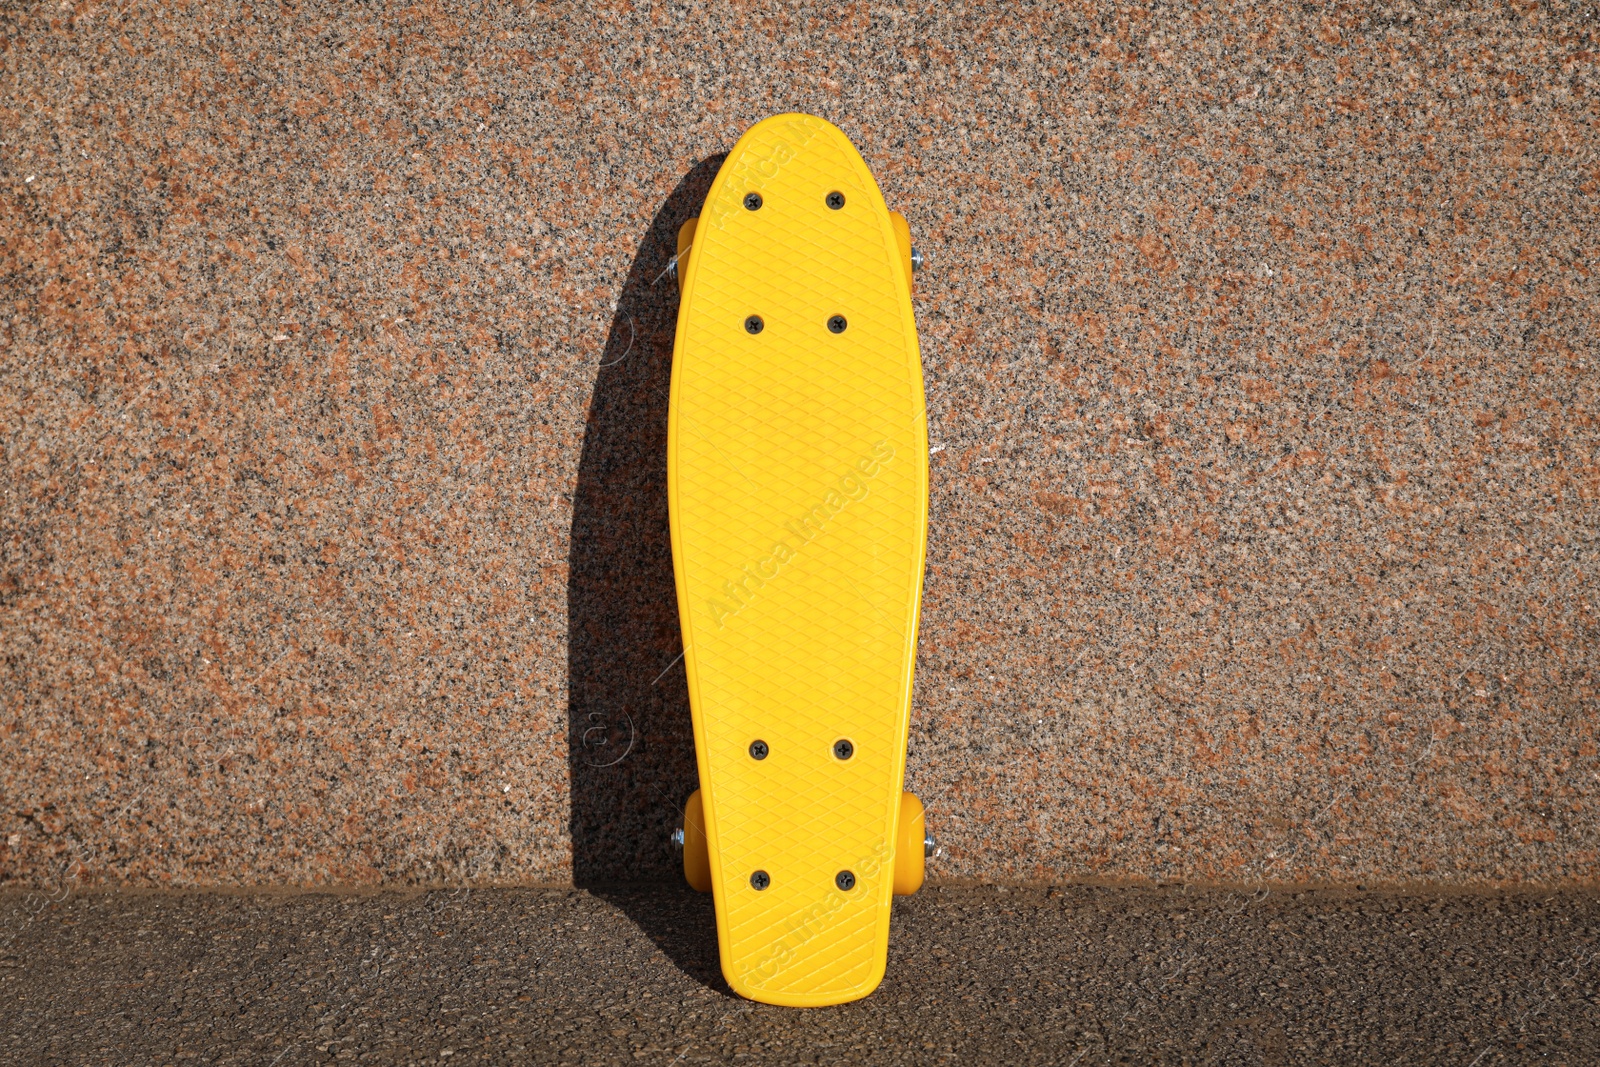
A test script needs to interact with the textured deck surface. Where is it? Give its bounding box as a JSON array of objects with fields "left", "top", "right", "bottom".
[
  {"left": 671, "top": 114, "right": 926, "bottom": 1004},
  {"left": 2, "top": 3, "right": 1597, "bottom": 891}
]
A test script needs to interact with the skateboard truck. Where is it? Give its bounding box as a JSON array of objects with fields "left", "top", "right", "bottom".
[
  {"left": 675, "top": 825, "right": 936, "bottom": 858},
  {"left": 658, "top": 250, "right": 685, "bottom": 287},
  {"left": 678, "top": 825, "right": 934, "bottom": 857},
  {"left": 666, "top": 227, "right": 918, "bottom": 284}
]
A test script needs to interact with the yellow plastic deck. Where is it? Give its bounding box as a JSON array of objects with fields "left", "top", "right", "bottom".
[{"left": 667, "top": 113, "right": 928, "bottom": 1007}]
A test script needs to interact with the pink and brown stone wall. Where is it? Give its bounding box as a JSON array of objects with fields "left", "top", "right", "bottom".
[{"left": 2, "top": 2, "right": 1596, "bottom": 889}]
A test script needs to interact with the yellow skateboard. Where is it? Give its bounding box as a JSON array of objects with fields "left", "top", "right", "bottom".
[{"left": 666, "top": 114, "right": 930, "bottom": 1007}]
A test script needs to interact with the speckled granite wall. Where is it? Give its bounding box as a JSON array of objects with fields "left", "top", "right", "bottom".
[{"left": 2, "top": 2, "right": 1597, "bottom": 890}]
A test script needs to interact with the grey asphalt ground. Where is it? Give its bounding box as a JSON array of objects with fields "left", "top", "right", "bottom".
[{"left": 3, "top": 885, "right": 1598, "bottom": 1065}]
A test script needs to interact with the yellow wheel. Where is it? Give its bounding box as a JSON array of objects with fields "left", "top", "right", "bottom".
[
  {"left": 893, "top": 792, "right": 926, "bottom": 895},
  {"left": 675, "top": 217, "right": 698, "bottom": 295},
  {"left": 682, "top": 789, "right": 712, "bottom": 892},
  {"left": 889, "top": 210, "right": 914, "bottom": 294}
]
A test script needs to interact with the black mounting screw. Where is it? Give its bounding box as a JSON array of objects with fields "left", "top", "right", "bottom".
[
  {"left": 835, "top": 870, "right": 856, "bottom": 891},
  {"left": 744, "top": 192, "right": 763, "bottom": 211},
  {"left": 833, "top": 739, "right": 854, "bottom": 761},
  {"left": 826, "top": 191, "right": 845, "bottom": 210},
  {"left": 749, "top": 740, "right": 769, "bottom": 760},
  {"left": 750, "top": 870, "right": 771, "bottom": 891},
  {"left": 827, "top": 315, "right": 847, "bottom": 334},
  {"left": 745, "top": 315, "right": 764, "bottom": 334}
]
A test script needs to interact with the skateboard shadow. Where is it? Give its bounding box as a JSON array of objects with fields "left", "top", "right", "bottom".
[{"left": 567, "top": 153, "right": 732, "bottom": 994}]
